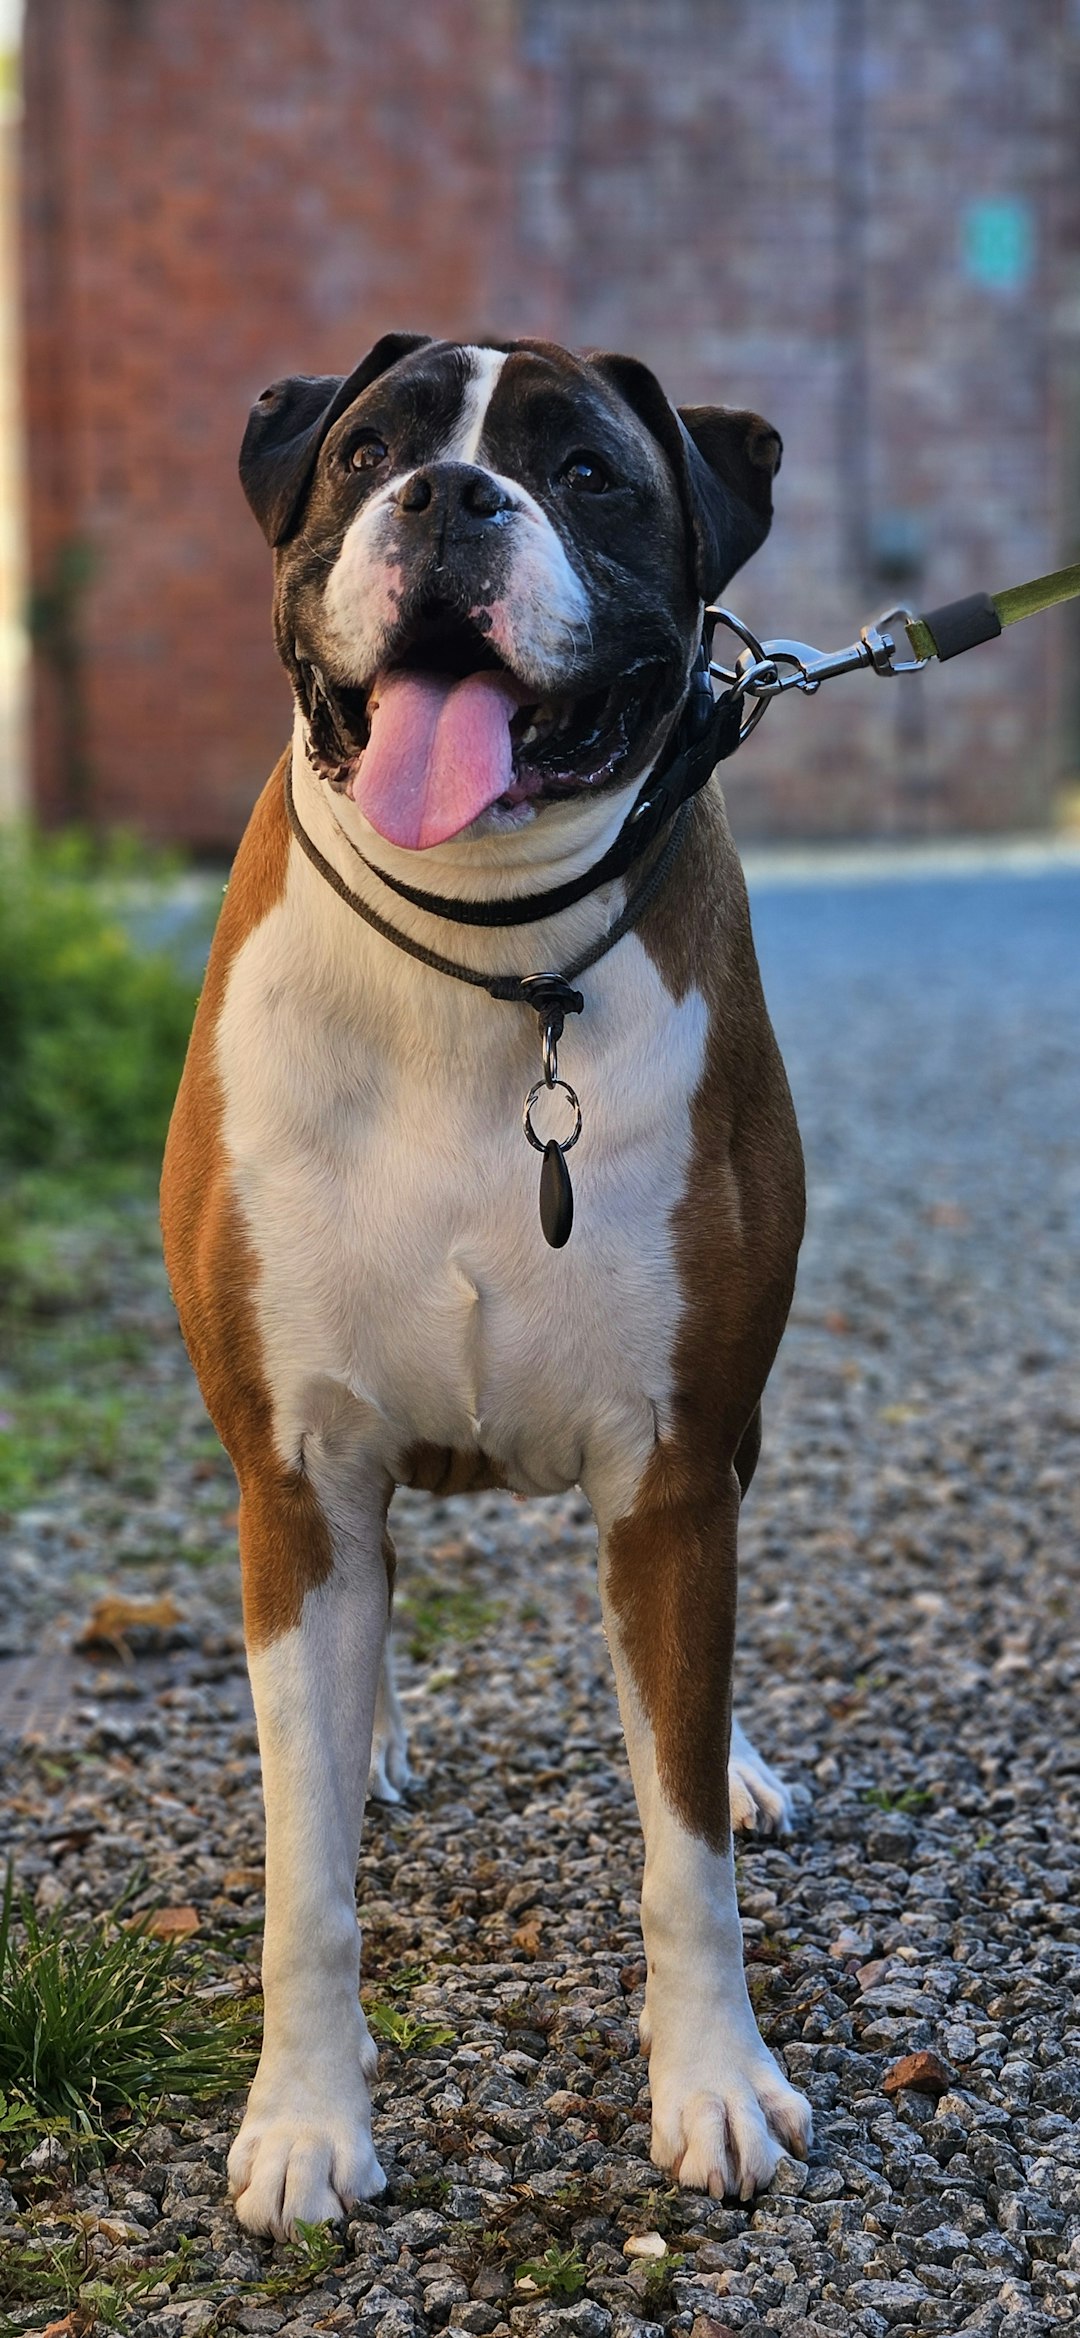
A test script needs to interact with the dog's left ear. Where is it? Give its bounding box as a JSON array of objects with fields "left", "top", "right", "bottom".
[
  {"left": 240, "top": 331, "right": 433, "bottom": 546},
  {"left": 589, "top": 352, "right": 781, "bottom": 599}
]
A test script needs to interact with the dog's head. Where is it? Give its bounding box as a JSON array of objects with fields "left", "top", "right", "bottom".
[{"left": 241, "top": 334, "right": 780, "bottom": 851}]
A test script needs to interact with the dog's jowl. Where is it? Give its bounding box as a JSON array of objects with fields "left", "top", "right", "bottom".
[{"left": 161, "top": 334, "right": 812, "bottom": 2237}]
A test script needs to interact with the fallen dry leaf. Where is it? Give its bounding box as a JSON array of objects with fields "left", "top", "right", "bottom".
[
  {"left": 78, "top": 1594, "right": 183, "bottom": 1652},
  {"left": 222, "top": 1865, "right": 265, "bottom": 1894},
  {"left": 882, "top": 2048, "right": 952, "bottom": 2098},
  {"left": 130, "top": 1903, "right": 201, "bottom": 1941}
]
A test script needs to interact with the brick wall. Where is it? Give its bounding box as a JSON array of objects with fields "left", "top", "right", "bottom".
[{"left": 21, "top": 0, "right": 1080, "bottom": 846}]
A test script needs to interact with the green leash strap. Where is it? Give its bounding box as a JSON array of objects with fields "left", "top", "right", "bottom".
[{"left": 907, "top": 559, "right": 1080, "bottom": 664}]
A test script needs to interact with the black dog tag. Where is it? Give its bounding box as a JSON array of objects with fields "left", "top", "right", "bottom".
[{"left": 539, "top": 1139, "right": 574, "bottom": 1247}]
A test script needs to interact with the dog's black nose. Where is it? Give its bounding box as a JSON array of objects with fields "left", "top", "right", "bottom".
[{"left": 395, "top": 462, "right": 513, "bottom": 533}]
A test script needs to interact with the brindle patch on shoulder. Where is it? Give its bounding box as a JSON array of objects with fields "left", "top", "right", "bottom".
[
  {"left": 161, "top": 753, "right": 336, "bottom": 1649},
  {"left": 604, "top": 784, "right": 805, "bottom": 1848}
]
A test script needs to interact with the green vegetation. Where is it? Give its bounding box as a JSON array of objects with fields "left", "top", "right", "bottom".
[
  {"left": 862, "top": 1785, "right": 931, "bottom": 1814},
  {"left": 639, "top": 2246, "right": 686, "bottom": 2309},
  {"left": 0, "top": 1172, "right": 194, "bottom": 1514},
  {"left": 362, "top": 2000, "right": 455, "bottom": 2054},
  {"left": 396, "top": 1579, "right": 500, "bottom": 1662},
  {"left": 0, "top": 836, "right": 217, "bottom": 1513},
  {"left": 0, "top": 2216, "right": 346, "bottom": 2328},
  {"left": 0, "top": 828, "right": 200, "bottom": 1174},
  {"left": 0, "top": 2226, "right": 199, "bottom": 2323},
  {"left": 515, "top": 2242, "right": 588, "bottom": 2301},
  {"left": 0, "top": 1870, "right": 256, "bottom": 2150}
]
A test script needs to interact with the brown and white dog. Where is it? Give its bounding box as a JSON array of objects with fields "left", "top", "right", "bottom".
[{"left": 161, "top": 332, "right": 812, "bottom": 2239}]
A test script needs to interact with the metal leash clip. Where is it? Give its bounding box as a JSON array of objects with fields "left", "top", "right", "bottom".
[{"left": 705, "top": 603, "right": 931, "bottom": 743}]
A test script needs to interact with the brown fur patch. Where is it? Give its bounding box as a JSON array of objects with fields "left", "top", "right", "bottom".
[
  {"left": 161, "top": 753, "right": 335, "bottom": 1649},
  {"left": 605, "top": 786, "right": 805, "bottom": 1850},
  {"left": 399, "top": 1443, "right": 508, "bottom": 1497}
]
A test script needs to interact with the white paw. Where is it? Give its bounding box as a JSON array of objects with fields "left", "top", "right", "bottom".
[
  {"left": 367, "top": 1719, "right": 412, "bottom": 1803},
  {"left": 729, "top": 1714, "right": 795, "bottom": 1836},
  {"left": 648, "top": 2035, "right": 812, "bottom": 2201},
  {"left": 367, "top": 1642, "right": 413, "bottom": 1803},
  {"left": 228, "top": 2069, "right": 385, "bottom": 2238}
]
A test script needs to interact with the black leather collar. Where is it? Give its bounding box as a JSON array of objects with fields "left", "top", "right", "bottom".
[{"left": 333, "top": 649, "right": 744, "bottom": 929}]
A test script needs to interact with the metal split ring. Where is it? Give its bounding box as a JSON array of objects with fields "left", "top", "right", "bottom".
[{"left": 523, "top": 1078, "right": 582, "bottom": 1156}]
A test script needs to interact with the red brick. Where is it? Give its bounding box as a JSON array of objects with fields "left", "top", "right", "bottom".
[{"left": 20, "top": 0, "right": 1080, "bottom": 844}]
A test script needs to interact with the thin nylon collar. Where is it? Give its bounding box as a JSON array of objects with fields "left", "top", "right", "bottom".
[
  {"left": 284, "top": 755, "right": 695, "bottom": 1001},
  {"left": 330, "top": 667, "right": 745, "bottom": 929}
]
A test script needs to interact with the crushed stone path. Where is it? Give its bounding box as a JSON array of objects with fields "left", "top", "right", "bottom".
[{"left": 1, "top": 862, "right": 1078, "bottom": 2337}]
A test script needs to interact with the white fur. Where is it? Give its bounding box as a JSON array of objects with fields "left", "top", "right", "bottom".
[
  {"left": 452, "top": 346, "right": 507, "bottom": 463},
  {"left": 218, "top": 735, "right": 707, "bottom": 1500},
  {"left": 215, "top": 622, "right": 805, "bottom": 2231},
  {"left": 228, "top": 1537, "right": 389, "bottom": 2236},
  {"left": 321, "top": 346, "right": 593, "bottom": 693},
  {"left": 728, "top": 1713, "right": 795, "bottom": 1835},
  {"left": 590, "top": 1550, "right": 812, "bottom": 2198},
  {"left": 368, "top": 1637, "right": 412, "bottom": 1802}
]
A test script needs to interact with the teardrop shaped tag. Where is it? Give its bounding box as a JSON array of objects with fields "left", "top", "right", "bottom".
[{"left": 539, "top": 1138, "right": 574, "bottom": 1247}]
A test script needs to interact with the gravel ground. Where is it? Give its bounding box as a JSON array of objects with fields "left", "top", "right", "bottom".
[{"left": 1, "top": 860, "right": 1078, "bottom": 2337}]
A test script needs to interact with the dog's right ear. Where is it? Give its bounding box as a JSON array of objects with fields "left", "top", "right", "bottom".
[{"left": 239, "top": 332, "right": 433, "bottom": 546}]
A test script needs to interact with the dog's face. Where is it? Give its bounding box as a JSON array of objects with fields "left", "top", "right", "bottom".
[{"left": 240, "top": 334, "right": 780, "bottom": 851}]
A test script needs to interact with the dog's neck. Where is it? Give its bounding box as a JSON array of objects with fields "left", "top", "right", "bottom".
[{"left": 290, "top": 710, "right": 652, "bottom": 912}]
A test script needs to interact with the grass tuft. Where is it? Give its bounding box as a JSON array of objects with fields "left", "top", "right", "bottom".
[
  {"left": 0, "top": 1869, "right": 256, "bottom": 2151},
  {"left": 515, "top": 2243, "right": 588, "bottom": 2301},
  {"left": 362, "top": 2000, "right": 455, "bottom": 2054}
]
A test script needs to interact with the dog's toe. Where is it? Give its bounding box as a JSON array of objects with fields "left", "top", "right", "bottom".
[
  {"left": 229, "top": 2108, "right": 385, "bottom": 2239},
  {"left": 729, "top": 1715, "right": 796, "bottom": 1836},
  {"left": 367, "top": 1722, "right": 413, "bottom": 1803},
  {"left": 229, "top": 2056, "right": 385, "bottom": 2240},
  {"left": 651, "top": 2050, "right": 811, "bottom": 2204}
]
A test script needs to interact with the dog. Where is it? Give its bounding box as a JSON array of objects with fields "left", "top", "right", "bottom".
[{"left": 161, "top": 332, "right": 812, "bottom": 2239}]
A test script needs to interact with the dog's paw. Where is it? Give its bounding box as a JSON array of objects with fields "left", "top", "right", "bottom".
[
  {"left": 367, "top": 1715, "right": 412, "bottom": 1803},
  {"left": 729, "top": 1714, "right": 795, "bottom": 1836},
  {"left": 228, "top": 2079, "right": 385, "bottom": 2238},
  {"left": 367, "top": 1645, "right": 413, "bottom": 1804},
  {"left": 649, "top": 2035, "right": 812, "bottom": 2202}
]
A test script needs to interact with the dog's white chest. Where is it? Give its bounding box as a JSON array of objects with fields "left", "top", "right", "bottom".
[{"left": 216, "top": 848, "right": 707, "bottom": 1496}]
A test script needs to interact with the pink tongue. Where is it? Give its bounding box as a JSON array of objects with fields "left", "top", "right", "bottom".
[{"left": 348, "top": 668, "right": 525, "bottom": 849}]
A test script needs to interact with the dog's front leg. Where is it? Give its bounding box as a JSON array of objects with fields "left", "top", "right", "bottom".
[
  {"left": 227, "top": 1467, "right": 391, "bottom": 2238},
  {"left": 592, "top": 1455, "right": 812, "bottom": 2200}
]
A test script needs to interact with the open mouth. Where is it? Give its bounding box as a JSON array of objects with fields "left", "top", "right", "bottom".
[{"left": 298, "top": 607, "right": 675, "bottom": 850}]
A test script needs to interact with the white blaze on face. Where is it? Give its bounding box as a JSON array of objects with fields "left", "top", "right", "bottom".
[{"left": 317, "top": 346, "right": 595, "bottom": 850}]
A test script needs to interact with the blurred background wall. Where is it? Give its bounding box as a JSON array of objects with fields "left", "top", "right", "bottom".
[{"left": 15, "top": 0, "right": 1080, "bottom": 847}]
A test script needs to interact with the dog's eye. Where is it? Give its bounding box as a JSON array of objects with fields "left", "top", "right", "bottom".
[
  {"left": 559, "top": 453, "right": 612, "bottom": 495},
  {"left": 347, "top": 434, "right": 390, "bottom": 473}
]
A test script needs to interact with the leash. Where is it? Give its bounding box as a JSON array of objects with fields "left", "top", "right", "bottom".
[
  {"left": 288, "top": 551, "right": 1078, "bottom": 1249},
  {"left": 706, "top": 558, "right": 1080, "bottom": 736}
]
